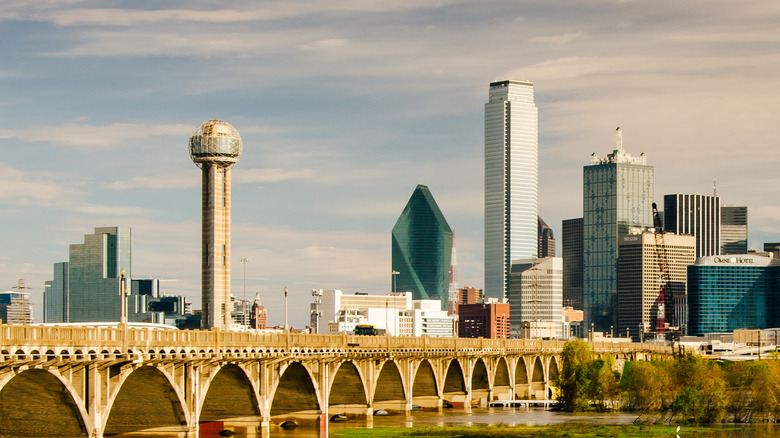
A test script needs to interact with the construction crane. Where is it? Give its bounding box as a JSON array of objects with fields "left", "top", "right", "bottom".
[{"left": 651, "top": 203, "right": 669, "bottom": 340}]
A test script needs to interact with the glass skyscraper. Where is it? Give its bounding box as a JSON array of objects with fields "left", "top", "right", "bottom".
[
  {"left": 391, "top": 185, "right": 453, "bottom": 308},
  {"left": 485, "top": 80, "right": 538, "bottom": 299},
  {"left": 688, "top": 254, "right": 780, "bottom": 336},
  {"left": 583, "top": 129, "right": 654, "bottom": 332},
  {"left": 45, "top": 227, "right": 132, "bottom": 322}
]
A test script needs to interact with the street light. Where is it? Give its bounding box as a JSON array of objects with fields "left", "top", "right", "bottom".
[
  {"left": 119, "top": 267, "right": 128, "bottom": 355},
  {"left": 283, "top": 287, "right": 288, "bottom": 331},
  {"left": 240, "top": 258, "right": 249, "bottom": 326}
]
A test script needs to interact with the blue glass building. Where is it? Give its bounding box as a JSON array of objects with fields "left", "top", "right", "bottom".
[
  {"left": 688, "top": 254, "right": 780, "bottom": 336},
  {"left": 392, "top": 185, "right": 453, "bottom": 308},
  {"left": 583, "top": 128, "right": 654, "bottom": 333}
]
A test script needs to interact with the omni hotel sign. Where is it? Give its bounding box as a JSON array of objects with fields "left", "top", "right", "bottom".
[
  {"left": 698, "top": 254, "right": 775, "bottom": 267},
  {"left": 713, "top": 256, "right": 755, "bottom": 264}
]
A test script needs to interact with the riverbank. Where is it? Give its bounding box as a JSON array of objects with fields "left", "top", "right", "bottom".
[{"left": 331, "top": 424, "right": 771, "bottom": 438}]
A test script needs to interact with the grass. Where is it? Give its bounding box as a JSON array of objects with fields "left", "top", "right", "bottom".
[{"left": 331, "top": 424, "right": 747, "bottom": 438}]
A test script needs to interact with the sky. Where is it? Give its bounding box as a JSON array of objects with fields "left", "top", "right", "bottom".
[{"left": 2, "top": 1, "right": 779, "bottom": 328}]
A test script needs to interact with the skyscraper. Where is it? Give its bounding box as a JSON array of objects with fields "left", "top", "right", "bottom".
[
  {"left": 562, "top": 217, "right": 583, "bottom": 309},
  {"left": 391, "top": 184, "right": 453, "bottom": 307},
  {"left": 508, "top": 257, "right": 563, "bottom": 338},
  {"left": 189, "top": 120, "right": 243, "bottom": 330},
  {"left": 485, "top": 80, "right": 538, "bottom": 299},
  {"left": 617, "top": 232, "right": 695, "bottom": 340},
  {"left": 43, "top": 227, "right": 131, "bottom": 322},
  {"left": 721, "top": 205, "right": 748, "bottom": 254},
  {"left": 538, "top": 216, "right": 556, "bottom": 258},
  {"left": 664, "top": 193, "right": 720, "bottom": 258},
  {"left": 583, "top": 128, "right": 654, "bottom": 333}
]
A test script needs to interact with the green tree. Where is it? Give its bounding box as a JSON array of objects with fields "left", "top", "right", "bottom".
[
  {"left": 583, "top": 357, "right": 620, "bottom": 411},
  {"left": 623, "top": 360, "right": 668, "bottom": 416},
  {"left": 557, "top": 340, "right": 594, "bottom": 412},
  {"left": 669, "top": 355, "right": 727, "bottom": 424}
]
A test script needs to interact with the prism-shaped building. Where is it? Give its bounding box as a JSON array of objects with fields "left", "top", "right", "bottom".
[{"left": 391, "top": 184, "right": 453, "bottom": 309}]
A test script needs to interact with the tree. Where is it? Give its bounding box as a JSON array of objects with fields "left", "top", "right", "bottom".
[
  {"left": 669, "top": 355, "right": 727, "bottom": 424},
  {"left": 623, "top": 360, "right": 668, "bottom": 417},
  {"left": 557, "top": 340, "right": 594, "bottom": 411}
]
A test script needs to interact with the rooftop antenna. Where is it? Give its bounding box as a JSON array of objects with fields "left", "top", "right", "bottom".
[{"left": 615, "top": 126, "right": 623, "bottom": 150}]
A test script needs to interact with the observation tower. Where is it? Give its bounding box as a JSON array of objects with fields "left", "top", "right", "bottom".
[{"left": 189, "top": 120, "right": 243, "bottom": 330}]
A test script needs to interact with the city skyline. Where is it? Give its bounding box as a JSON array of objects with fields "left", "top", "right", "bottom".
[{"left": 2, "top": 2, "right": 780, "bottom": 328}]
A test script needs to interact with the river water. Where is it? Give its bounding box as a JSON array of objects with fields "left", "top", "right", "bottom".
[{"left": 193, "top": 407, "right": 779, "bottom": 438}]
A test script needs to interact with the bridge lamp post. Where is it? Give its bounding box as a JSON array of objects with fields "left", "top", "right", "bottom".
[
  {"left": 240, "top": 258, "right": 249, "bottom": 326},
  {"left": 392, "top": 270, "right": 399, "bottom": 293},
  {"left": 119, "top": 267, "right": 128, "bottom": 355},
  {"left": 283, "top": 287, "right": 288, "bottom": 331}
]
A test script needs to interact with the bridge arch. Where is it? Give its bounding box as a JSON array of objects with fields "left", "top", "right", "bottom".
[
  {"left": 411, "top": 359, "right": 438, "bottom": 409},
  {"left": 530, "top": 356, "right": 546, "bottom": 399},
  {"left": 492, "top": 357, "right": 511, "bottom": 400},
  {"left": 104, "top": 366, "right": 188, "bottom": 436},
  {"left": 328, "top": 361, "right": 367, "bottom": 415},
  {"left": 0, "top": 369, "right": 87, "bottom": 437},
  {"left": 515, "top": 357, "right": 530, "bottom": 398},
  {"left": 199, "top": 364, "right": 260, "bottom": 422},
  {"left": 269, "top": 361, "right": 320, "bottom": 419},
  {"left": 442, "top": 358, "right": 466, "bottom": 406},
  {"left": 373, "top": 360, "right": 406, "bottom": 412},
  {"left": 470, "top": 358, "right": 490, "bottom": 402}
]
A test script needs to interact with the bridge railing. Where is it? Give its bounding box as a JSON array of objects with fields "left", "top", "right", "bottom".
[{"left": 0, "top": 324, "right": 671, "bottom": 356}]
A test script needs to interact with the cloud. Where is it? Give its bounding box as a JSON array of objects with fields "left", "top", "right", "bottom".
[
  {"left": 298, "top": 38, "right": 350, "bottom": 51},
  {"left": 0, "top": 123, "right": 190, "bottom": 148},
  {"left": 234, "top": 168, "right": 318, "bottom": 183},
  {"left": 107, "top": 171, "right": 195, "bottom": 190},
  {"left": 529, "top": 31, "right": 588, "bottom": 46}
]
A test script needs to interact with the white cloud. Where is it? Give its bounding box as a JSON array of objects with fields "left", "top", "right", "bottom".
[
  {"left": 0, "top": 123, "right": 190, "bottom": 148},
  {"left": 529, "top": 31, "right": 588, "bottom": 46}
]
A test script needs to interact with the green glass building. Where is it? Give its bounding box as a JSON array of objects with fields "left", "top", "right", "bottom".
[
  {"left": 392, "top": 185, "right": 453, "bottom": 309},
  {"left": 583, "top": 129, "right": 654, "bottom": 333},
  {"left": 45, "top": 227, "right": 132, "bottom": 322}
]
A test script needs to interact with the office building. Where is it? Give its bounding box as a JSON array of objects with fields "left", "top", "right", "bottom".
[
  {"left": 485, "top": 80, "right": 538, "bottom": 299},
  {"left": 315, "top": 289, "right": 412, "bottom": 335},
  {"left": 313, "top": 289, "right": 455, "bottom": 337},
  {"left": 189, "top": 119, "right": 243, "bottom": 330},
  {"left": 688, "top": 254, "right": 780, "bottom": 336},
  {"left": 765, "top": 243, "right": 780, "bottom": 259},
  {"left": 46, "top": 226, "right": 132, "bottom": 322},
  {"left": 617, "top": 232, "right": 695, "bottom": 340},
  {"left": 457, "top": 299, "right": 510, "bottom": 339},
  {"left": 583, "top": 128, "right": 654, "bottom": 332},
  {"left": 44, "top": 262, "right": 68, "bottom": 323},
  {"left": 721, "top": 206, "right": 748, "bottom": 254},
  {"left": 0, "top": 290, "right": 33, "bottom": 324},
  {"left": 508, "top": 257, "right": 563, "bottom": 338},
  {"left": 664, "top": 194, "right": 720, "bottom": 258},
  {"left": 455, "top": 286, "right": 484, "bottom": 306},
  {"left": 562, "top": 218, "right": 583, "bottom": 309},
  {"left": 45, "top": 227, "right": 189, "bottom": 324},
  {"left": 538, "top": 216, "right": 556, "bottom": 258},
  {"left": 391, "top": 184, "right": 454, "bottom": 307}
]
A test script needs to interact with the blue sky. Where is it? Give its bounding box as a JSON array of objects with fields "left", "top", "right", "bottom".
[{"left": 2, "top": 1, "right": 779, "bottom": 328}]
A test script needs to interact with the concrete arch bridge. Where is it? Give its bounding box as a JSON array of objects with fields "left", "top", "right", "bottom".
[{"left": 0, "top": 324, "right": 668, "bottom": 437}]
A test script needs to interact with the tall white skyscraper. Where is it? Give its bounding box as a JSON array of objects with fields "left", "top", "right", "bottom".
[{"left": 485, "top": 80, "right": 538, "bottom": 299}]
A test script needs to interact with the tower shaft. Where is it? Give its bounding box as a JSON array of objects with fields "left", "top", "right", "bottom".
[{"left": 201, "top": 163, "right": 232, "bottom": 329}]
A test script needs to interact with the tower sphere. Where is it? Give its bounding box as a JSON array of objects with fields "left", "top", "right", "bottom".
[{"left": 188, "top": 119, "right": 242, "bottom": 168}]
